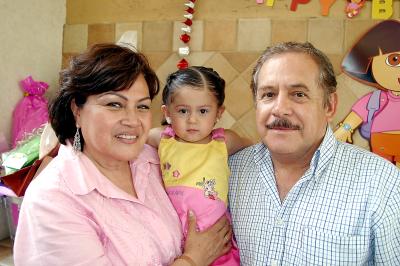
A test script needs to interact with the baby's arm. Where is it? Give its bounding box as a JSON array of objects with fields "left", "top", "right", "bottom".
[
  {"left": 224, "top": 129, "right": 253, "bottom": 155},
  {"left": 147, "top": 127, "right": 164, "bottom": 148}
]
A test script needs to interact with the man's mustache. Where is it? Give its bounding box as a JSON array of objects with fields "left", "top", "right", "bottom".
[{"left": 266, "top": 119, "right": 301, "bottom": 130}]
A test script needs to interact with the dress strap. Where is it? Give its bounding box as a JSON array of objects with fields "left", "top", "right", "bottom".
[
  {"left": 211, "top": 128, "right": 225, "bottom": 140},
  {"left": 161, "top": 126, "right": 176, "bottom": 138}
]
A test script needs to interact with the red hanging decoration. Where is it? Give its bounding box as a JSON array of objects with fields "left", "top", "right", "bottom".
[
  {"left": 180, "top": 33, "right": 191, "bottom": 43},
  {"left": 177, "top": 59, "right": 189, "bottom": 69},
  {"left": 177, "top": 0, "right": 197, "bottom": 69},
  {"left": 183, "top": 18, "right": 193, "bottom": 26}
]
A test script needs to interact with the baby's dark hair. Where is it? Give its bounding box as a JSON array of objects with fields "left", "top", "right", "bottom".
[{"left": 162, "top": 66, "right": 225, "bottom": 107}]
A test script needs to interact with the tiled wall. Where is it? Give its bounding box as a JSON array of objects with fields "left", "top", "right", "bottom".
[
  {"left": 0, "top": 0, "right": 65, "bottom": 147},
  {"left": 63, "top": 0, "right": 400, "bottom": 149}
]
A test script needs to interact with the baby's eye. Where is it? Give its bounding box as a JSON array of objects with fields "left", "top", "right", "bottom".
[
  {"left": 386, "top": 53, "right": 400, "bottom": 67},
  {"left": 199, "top": 109, "right": 209, "bottom": 114},
  {"left": 178, "top": 109, "right": 189, "bottom": 114}
]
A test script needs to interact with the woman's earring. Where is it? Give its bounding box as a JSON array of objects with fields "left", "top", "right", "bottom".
[
  {"left": 73, "top": 127, "right": 81, "bottom": 152},
  {"left": 166, "top": 117, "right": 172, "bottom": 124}
]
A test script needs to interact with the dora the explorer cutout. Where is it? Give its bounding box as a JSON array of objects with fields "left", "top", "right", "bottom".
[{"left": 334, "top": 20, "right": 400, "bottom": 168}]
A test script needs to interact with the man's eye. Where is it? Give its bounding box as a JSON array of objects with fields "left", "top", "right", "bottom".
[
  {"left": 295, "top": 92, "right": 306, "bottom": 97},
  {"left": 259, "top": 92, "right": 274, "bottom": 99}
]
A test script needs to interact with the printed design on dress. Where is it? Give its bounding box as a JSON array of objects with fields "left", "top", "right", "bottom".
[
  {"left": 163, "top": 162, "right": 181, "bottom": 179},
  {"left": 196, "top": 177, "right": 218, "bottom": 200},
  {"left": 163, "top": 162, "right": 171, "bottom": 171},
  {"left": 172, "top": 170, "right": 180, "bottom": 178}
]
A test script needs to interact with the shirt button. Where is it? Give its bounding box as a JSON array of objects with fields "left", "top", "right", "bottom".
[
  {"left": 276, "top": 218, "right": 284, "bottom": 227},
  {"left": 271, "top": 259, "right": 278, "bottom": 266}
]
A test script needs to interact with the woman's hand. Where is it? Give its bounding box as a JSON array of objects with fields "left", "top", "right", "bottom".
[{"left": 176, "top": 211, "right": 232, "bottom": 266}]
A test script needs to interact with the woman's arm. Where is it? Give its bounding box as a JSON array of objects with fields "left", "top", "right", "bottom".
[
  {"left": 224, "top": 129, "right": 253, "bottom": 155},
  {"left": 172, "top": 211, "right": 232, "bottom": 266}
]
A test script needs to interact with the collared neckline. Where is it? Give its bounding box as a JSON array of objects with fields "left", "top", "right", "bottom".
[
  {"left": 57, "top": 143, "right": 159, "bottom": 203},
  {"left": 253, "top": 126, "right": 337, "bottom": 183}
]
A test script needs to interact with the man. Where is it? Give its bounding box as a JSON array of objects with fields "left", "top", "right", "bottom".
[{"left": 228, "top": 42, "right": 400, "bottom": 265}]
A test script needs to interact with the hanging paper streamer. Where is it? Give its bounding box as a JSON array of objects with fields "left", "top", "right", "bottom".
[
  {"left": 372, "top": 0, "right": 393, "bottom": 19},
  {"left": 320, "top": 0, "right": 337, "bottom": 16},
  {"left": 290, "top": 0, "right": 311, "bottom": 11},
  {"left": 266, "top": 0, "right": 275, "bottom": 7},
  {"left": 177, "top": 0, "right": 196, "bottom": 69}
]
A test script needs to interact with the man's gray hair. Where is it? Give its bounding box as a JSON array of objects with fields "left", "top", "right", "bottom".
[{"left": 251, "top": 42, "right": 337, "bottom": 105}]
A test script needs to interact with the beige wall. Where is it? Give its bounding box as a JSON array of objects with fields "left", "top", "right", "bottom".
[
  {"left": 0, "top": 0, "right": 66, "bottom": 148},
  {"left": 64, "top": 0, "right": 399, "bottom": 150}
]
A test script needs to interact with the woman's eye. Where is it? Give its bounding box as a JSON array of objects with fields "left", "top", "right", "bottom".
[
  {"left": 138, "top": 104, "right": 150, "bottom": 111},
  {"left": 386, "top": 53, "right": 400, "bottom": 67},
  {"left": 107, "top": 102, "right": 122, "bottom": 108}
]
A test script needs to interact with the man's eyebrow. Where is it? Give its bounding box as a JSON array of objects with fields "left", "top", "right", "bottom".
[
  {"left": 288, "top": 83, "right": 309, "bottom": 91},
  {"left": 257, "top": 85, "right": 275, "bottom": 91}
]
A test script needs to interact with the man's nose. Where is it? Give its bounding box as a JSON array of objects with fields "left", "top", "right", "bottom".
[{"left": 272, "top": 93, "right": 292, "bottom": 117}]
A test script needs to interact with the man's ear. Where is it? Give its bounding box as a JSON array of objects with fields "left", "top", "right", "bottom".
[
  {"left": 325, "top": 92, "right": 338, "bottom": 122},
  {"left": 70, "top": 99, "right": 80, "bottom": 126}
]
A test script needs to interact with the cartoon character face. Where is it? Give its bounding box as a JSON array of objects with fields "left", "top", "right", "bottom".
[
  {"left": 196, "top": 177, "right": 218, "bottom": 200},
  {"left": 204, "top": 179, "right": 216, "bottom": 195},
  {"left": 372, "top": 50, "right": 400, "bottom": 92}
]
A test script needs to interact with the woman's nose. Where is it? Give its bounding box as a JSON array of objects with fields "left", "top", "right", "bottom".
[{"left": 121, "top": 108, "right": 140, "bottom": 126}]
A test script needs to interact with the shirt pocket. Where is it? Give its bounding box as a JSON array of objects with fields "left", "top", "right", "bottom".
[{"left": 299, "top": 227, "right": 370, "bottom": 265}]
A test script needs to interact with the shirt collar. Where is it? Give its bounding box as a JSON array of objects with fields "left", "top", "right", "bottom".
[
  {"left": 57, "top": 143, "right": 159, "bottom": 202},
  {"left": 253, "top": 126, "right": 337, "bottom": 182}
]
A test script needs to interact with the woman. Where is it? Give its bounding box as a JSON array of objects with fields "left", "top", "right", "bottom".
[{"left": 13, "top": 43, "right": 232, "bottom": 266}]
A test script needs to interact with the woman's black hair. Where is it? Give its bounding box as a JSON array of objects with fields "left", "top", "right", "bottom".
[{"left": 49, "top": 43, "right": 159, "bottom": 147}]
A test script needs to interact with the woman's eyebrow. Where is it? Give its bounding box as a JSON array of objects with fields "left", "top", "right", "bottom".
[{"left": 98, "top": 92, "right": 151, "bottom": 102}]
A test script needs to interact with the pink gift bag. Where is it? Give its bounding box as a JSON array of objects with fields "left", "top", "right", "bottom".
[{"left": 11, "top": 76, "right": 49, "bottom": 147}]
